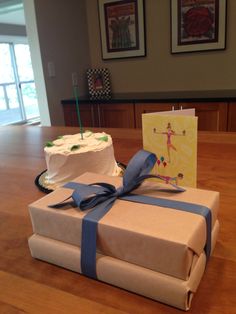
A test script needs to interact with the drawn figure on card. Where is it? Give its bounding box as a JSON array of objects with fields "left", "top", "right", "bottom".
[
  {"left": 153, "top": 123, "right": 186, "bottom": 162},
  {"left": 158, "top": 173, "right": 184, "bottom": 186}
]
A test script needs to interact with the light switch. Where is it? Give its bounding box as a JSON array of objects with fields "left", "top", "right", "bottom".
[{"left": 47, "top": 61, "right": 55, "bottom": 77}]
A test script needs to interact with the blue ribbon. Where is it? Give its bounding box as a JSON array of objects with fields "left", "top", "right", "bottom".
[{"left": 49, "top": 150, "right": 212, "bottom": 279}]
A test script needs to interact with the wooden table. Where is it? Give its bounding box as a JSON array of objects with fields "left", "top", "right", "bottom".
[{"left": 0, "top": 126, "right": 235, "bottom": 314}]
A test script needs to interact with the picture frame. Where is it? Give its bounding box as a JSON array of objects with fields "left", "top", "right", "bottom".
[
  {"left": 98, "top": 0, "right": 146, "bottom": 60},
  {"left": 87, "top": 68, "right": 111, "bottom": 99},
  {"left": 171, "top": 0, "right": 227, "bottom": 53}
]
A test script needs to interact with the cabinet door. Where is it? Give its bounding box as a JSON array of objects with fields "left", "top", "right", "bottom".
[
  {"left": 228, "top": 103, "right": 236, "bottom": 131},
  {"left": 179, "top": 102, "right": 228, "bottom": 131},
  {"left": 63, "top": 103, "right": 96, "bottom": 127},
  {"left": 135, "top": 103, "right": 178, "bottom": 128},
  {"left": 98, "top": 103, "right": 135, "bottom": 128}
]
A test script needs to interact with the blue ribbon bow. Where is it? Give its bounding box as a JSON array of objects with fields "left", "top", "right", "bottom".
[{"left": 49, "top": 150, "right": 212, "bottom": 279}]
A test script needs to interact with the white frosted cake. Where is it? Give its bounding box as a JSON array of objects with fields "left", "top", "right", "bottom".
[{"left": 44, "top": 131, "right": 121, "bottom": 188}]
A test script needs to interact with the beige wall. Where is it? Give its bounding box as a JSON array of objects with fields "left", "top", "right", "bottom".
[
  {"left": 27, "top": 0, "right": 236, "bottom": 126},
  {"left": 33, "top": 0, "right": 90, "bottom": 125},
  {"left": 86, "top": 0, "right": 236, "bottom": 93}
]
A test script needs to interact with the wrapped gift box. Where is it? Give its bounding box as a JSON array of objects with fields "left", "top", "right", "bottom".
[
  {"left": 28, "top": 217, "right": 219, "bottom": 311},
  {"left": 29, "top": 172, "right": 219, "bottom": 281}
]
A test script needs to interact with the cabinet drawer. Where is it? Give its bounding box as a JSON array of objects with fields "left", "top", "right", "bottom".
[
  {"left": 98, "top": 103, "right": 135, "bottom": 128},
  {"left": 63, "top": 103, "right": 95, "bottom": 127},
  {"left": 179, "top": 102, "right": 228, "bottom": 131},
  {"left": 228, "top": 103, "right": 236, "bottom": 131},
  {"left": 135, "top": 103, "right": 178, "bottom": 128}
]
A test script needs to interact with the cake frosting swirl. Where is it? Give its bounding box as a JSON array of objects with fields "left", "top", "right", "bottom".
[{"left": 44, "top": 131, "right": 120, "bottom": 187}]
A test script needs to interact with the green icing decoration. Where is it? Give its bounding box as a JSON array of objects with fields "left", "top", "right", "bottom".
[
  {"left": 98, "top": 135, "right": 108, "bottom": 142},
  {"left": 71, "top": 145, "right": 80, "bottom": 151},
  {"left": 45, "top": 141, "right": 54, "bottom": 147}
]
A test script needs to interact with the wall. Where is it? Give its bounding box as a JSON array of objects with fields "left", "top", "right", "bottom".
[
  {"left": 86, "top": 0, "right": 236, "bottom": 93},
  {"left": 23, "top": 0, "right": 236, "bottom": 126},
  {"left": 31, "top": 0, "right": 90, "bottom": 125}
]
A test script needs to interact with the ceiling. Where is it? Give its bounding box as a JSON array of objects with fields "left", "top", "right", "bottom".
[{"left": 0, "top": 0, "right": 25, "bottom": 25}]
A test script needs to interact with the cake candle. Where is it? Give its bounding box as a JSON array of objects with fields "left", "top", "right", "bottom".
[{"left": 72, "top": 73, "right": 83, "bottom": 139}]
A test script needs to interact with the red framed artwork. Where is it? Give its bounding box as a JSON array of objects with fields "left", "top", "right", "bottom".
[
  {"left": 98, "top": 0, "right": 146, "bottom": 59},
  {"left": 171, "top": 0, "right": 227, "bottom": 53}
]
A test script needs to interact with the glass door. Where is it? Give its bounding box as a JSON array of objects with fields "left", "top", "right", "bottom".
[
  {"left": 14, "top": 44, "right": 39, "bottom": 120},
  {"left": 0, "top": 42, "right": 39, "bottom": 125}
]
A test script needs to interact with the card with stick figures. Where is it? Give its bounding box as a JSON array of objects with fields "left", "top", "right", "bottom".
[{"left": 142, "top": 108, "right": 198, "bottom": 187}]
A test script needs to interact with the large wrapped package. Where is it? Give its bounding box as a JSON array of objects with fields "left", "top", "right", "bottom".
[
  {"left": 28, "top": 150, "right": 219, "bottom": 310},
  {"left": 29, "top": 172, "right": 219, "bottom": 281},
  {"left": 29, "top": 220, "right": 219, "bottom": 311}
]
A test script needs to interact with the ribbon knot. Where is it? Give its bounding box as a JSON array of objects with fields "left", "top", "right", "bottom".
[
  {"left": 49, "top": 149, "right": 211, "bottom": 280},
  {"left": 69, "top": 150, "right": 183, "bottom": 211},
  {"left": 115, "top": 186, "right": 125, "bottom": 196}
]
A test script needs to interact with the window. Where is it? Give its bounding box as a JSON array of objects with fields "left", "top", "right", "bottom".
[{"left": 0, "top": 42, "right": 39, "bottom": 125}]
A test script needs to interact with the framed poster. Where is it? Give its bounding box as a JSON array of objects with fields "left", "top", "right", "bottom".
[
  {"left": 171, "top": 0, "right": 227, "bottom": 53},
  {"left": 87, "top": 68, "right": 111, "bottom": 99},
  {"left": 98, "top": 0, "right": 146, "bottom": 60}
]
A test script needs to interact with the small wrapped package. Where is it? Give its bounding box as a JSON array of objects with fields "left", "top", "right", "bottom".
[{"left": 28, "top": 150, "right": 219, "bottom": 310}]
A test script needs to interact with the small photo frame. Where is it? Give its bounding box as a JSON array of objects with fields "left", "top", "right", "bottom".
[
  {"left": 171, "top": 0, "right": 227, "bottom": 53},
  {"left": 87, "top": 68, "right": 111, "bottom": 99},
  {"left": 98, "top": 0, "right": 146, "bottom": 60}
]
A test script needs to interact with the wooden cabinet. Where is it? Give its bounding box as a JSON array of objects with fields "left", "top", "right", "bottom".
[
  {"left": 134, "top": 103, "right": 178, "bottom": 128},
  {"left": 179, "top": 102, "right": 228, "bottom": 131},
  {"left": 98, "top": 103, "right": 135, "bottom": 128},
  {"left": 228, "top": 103, "right": 236, "bottom": 131},
  {"left": 134, "top": 102, "right": 229, "bottom": 130},
  {"left": 63, "top": 102, "right": 135, "bottom": 128},
  {"left": 62, "top": 99, "right": 231, "bottom": 131},
  {"left": 63, "top": 103, "right": 96, "bottom": 127}
]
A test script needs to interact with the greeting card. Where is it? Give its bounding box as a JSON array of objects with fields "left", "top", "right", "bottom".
[{"left": 142, "top": 108, "right": 198, "bottom": 187}]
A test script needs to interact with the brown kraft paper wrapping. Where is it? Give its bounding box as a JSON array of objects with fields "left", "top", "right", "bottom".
[
  {"left": 28, "top": 219, "right": 219, "bottom": 311},
  {"left": 29, "top": 172, "right": 219, "bottom": 280}
]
